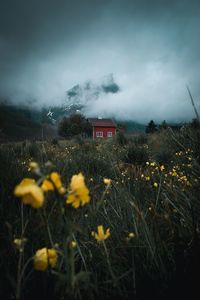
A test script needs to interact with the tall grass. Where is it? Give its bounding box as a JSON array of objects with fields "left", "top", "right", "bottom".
[{"left": 0, "top": 128, "right": 200, "bottom": 299}]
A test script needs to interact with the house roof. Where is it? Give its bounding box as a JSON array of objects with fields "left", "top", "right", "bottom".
[{"left": 88, "top": 118, "right": 117, "bottom": 128}]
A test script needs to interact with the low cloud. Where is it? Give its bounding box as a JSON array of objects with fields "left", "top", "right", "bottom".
[{"left": 0, "top": 0, "right": 200, "bottom": 122}]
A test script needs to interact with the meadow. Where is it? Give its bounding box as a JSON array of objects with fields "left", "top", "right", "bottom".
[{"left": 0, "top": 127, "right": 200, "bottom": 300}]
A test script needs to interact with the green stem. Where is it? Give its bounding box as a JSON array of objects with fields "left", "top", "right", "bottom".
[
  {"left": 96, "top": 185, "right": 110, "bottom": 212},
  {"left": 102, "top": 241, "right": 116, "bottom": 285},
  {"left": 16, "top": 202, "right": 24, "bottom": 300}
]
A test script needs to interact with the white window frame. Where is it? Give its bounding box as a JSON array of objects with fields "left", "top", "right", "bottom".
[
  {"left": 107, "top": 132, "right": 112, "bottom": 137},
  {"left": 96, "top": 131, "right": 103, "bottom": 138}
]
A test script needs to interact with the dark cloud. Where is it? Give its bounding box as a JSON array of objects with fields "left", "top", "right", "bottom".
[{"left": 0, "top": 0, "right": 200, "bottom": 122}]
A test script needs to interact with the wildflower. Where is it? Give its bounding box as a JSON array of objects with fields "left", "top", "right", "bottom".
[
  {"left": 150, "top": 162, "right": 156, "bottom": 167},
  {"left": 14, "top": 238, "right": 23, "bottom": 248},
  {"left": 41, "top": 179, "right": 54, "bottom": 192},
  {"left": 13, "top": 238, "right": 27, "bottom": 251},
  {"left": 41, "top": 172, "right": 65, "bottom": 195},
  {"left": 145, "top": 176, "right": 150, "bottom": 181},
  {"left": 146, "top": 162, "right": 150, "bottom": 165},
  {"left": 66, "top": 173, "right": 90, "bottom": 208},
  {"left": 69, "top": 241, "right": 77, "bottom": 249},
  {"left": 128, "top": 232, "right": 135, "bottom": 239},
  {"left": 103, "top": 178, "right": 111, "bottom": 185},
  {"left": 91, "top": 225, "right": 110, "bottom": 242},
  {"left": 14, "top": 178, "right": 44, "bottom": 208},
  {"left": 28, "top": 161, "right": 40, "bottom": 173},
  {"left": 160, "top": 165, "right": 165, "bottom": 172},
  {"left": 34, "top": 248, "right": 57, "bottom": 271},
  {"left": 50, "top": 172, "right": 63, "bottom": 190},
  {"left": 153, "top": 182, "right": 158, "bottom": 188}
]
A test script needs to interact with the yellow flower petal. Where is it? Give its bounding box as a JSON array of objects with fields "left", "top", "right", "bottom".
[
  {"left": 29, "top": 161, "right": 40, "bottom": 172},
  {"left": 66, "top": 173, "right": 90, "bottom": 208},
  {"left": 34, "top": 248, "right": 57, "bottom": 271},
  {"left": 92, "top": 225, "right": 110, "bottom": 242},
  {"left": 50, "top": 172, "right": 62, "bottom": 190},
  {"left": 97, "top": 225, "right": 104, "bottom": 240},
  {"left": 41, "top": 179, "right": 54, "bottom": 192},
  {"left": 14, "top": 179, "right": 44, "bottom": 208},
  {"left": 103, "top": 178, "right": 111, "bottom": 185}
]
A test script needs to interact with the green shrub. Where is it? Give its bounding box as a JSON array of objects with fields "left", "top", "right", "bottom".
[{"left": 123, "top": 144, "right": 149, "bottom": 166}]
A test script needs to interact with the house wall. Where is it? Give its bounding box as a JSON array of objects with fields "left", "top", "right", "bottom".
[{"left": 93, "top": 126, "right": 116, "bottom": 139}]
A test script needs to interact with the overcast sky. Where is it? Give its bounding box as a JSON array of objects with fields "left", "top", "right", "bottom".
[{"left": 0, "top": 0, "right": 200, "bottom": 122}]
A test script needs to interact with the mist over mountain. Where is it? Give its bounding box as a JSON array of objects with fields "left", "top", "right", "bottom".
[
  {"left": 63, "top": 74, "right": 120, "bottom": 113},
  {"left": 1, "top": 0, "right": 200, "bottom": 124},
  {"left": 66, "top": 74, "right": 119, "bottom": 106}
]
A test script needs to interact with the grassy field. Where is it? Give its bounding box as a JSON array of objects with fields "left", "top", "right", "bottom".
[{"left": 0, "top": 127, "right": 200, "bottom": 300}]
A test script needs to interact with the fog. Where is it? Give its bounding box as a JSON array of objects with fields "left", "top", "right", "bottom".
[{"left": 0, "top": 0, "right": 200, "bottom": 122}]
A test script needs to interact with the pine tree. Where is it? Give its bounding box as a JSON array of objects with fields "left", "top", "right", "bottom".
[{"left": 145, "top": 120, "right": 157, "bottom": 134}]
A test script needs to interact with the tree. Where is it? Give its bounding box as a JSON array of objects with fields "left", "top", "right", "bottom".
[
  {"left": 190, "top": 118, "right": 200, "bottom": 129},
  {"left": 145, "top": 120, "right": 157, "bottom": 134},
  {"left": 58, "top": 113, "right": 92, "bottom": 138},
  {"left": 159, "top": 120, "right": 168, "bottom": 130}
]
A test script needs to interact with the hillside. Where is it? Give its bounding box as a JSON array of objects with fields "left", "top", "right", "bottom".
[{"left": 0, "top": 103, "right": 57, "bottom": 141}]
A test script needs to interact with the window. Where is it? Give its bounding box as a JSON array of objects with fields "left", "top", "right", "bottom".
[
  {"left": 96, "top": 131, "right": 103, "bottom": 138},
  {"left": 107, "top": 132, "right": 112, "bottom": 137}
]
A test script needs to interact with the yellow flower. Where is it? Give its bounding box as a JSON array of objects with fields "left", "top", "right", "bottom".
[
  {"left": 126, "top": 232, "right": 135, "bottom": 241},
  {"left": 50, "top": 172, "right": 62, "bottom": 190},
  {"left": 41, "top": 179, "right": 54, "bottom": 192},
  {"left": 41, "top": 172, "right": 65, "bottom": 195},
  {"left": 104, "top": 178, "right": 111, "bottom": 185},
  {"left": 34, "top": 248, "right": 57, "bottom": 271},
  {"left": 14, "top": 178, "right": 44, "bottom": 208},
  {"left": 66, "top": 173, "right": 90, "bottom": 208},
  {"left": 28, "top": 161, "right": 40, "bottom": 173},
  {"left": 128, "top": 232, "right": 135, "bottom": 238},
  {"left": 14, "top": 238, "right": 23, "bottom": 247},
  {"left": 160, "top": 165, "right": 165, "bottom": 171},
  {"left": 145, "top": 176, "right": 150, "bottom": 181},
  {"left": 91, "top": 225, "right": 110, "bottom": 242},
  {"left": 150, "top": 162, "right": 156, "bottom": 167},
  {"left": 153, "top": 182, "right": 158, "bottom": 188},
  {"left": 69, "top": 241, "right": 77, "bottom": 248},
  {"left": 13, "top": 238, "right": 27, "bottom": 250}
]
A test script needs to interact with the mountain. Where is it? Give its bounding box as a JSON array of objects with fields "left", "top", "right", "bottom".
[
  {"left": 115, "top": 120, "right": 146, "bottom": 133},
  {"left": 0, "top": 74, "right": 145, "bottom": 141},
  {"left": 66, "top": 74, "right": 120, "bottom": 107},
  {"left": 45, "top": 74, "right": 120, "bottom": 123}
]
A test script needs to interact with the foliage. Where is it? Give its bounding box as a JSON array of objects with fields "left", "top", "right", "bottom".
[
  {"left": 0, "top": 128, "right": 200, "bottom": 299},
  {"left": 58, "top": 113, "right": 92, "bottom": 139},
  {"left": 146, "top": 120, "right": 157, "bottom": 134},
  {"left": 115, "top": 131, "right": 128, "bottom": 146},
  {"left": 190, "top": 118, "right": 200, "bottom": 129}
]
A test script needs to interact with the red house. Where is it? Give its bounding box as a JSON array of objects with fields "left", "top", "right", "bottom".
[{"left": 88, "top": 118, "right": 117, "bottom": 140}]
